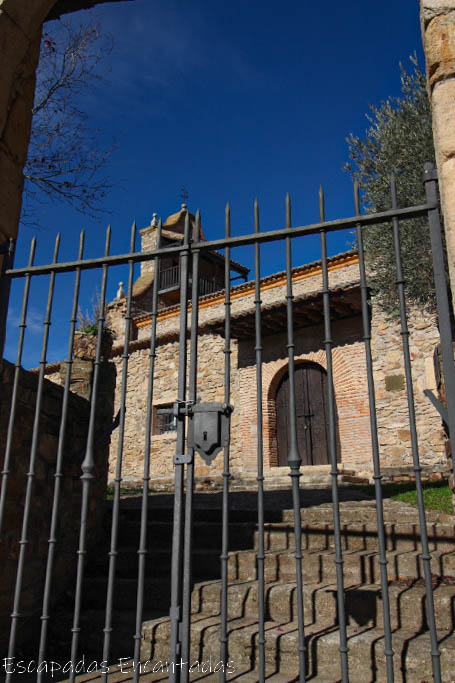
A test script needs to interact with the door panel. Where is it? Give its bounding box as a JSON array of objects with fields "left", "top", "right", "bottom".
[{"left": 276, "top": 363, "right": 331, "bottom": 467}]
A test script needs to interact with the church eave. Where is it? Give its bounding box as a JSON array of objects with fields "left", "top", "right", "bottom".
[{"left": 132, "top": 250, "right": 359, "bottom": 328}]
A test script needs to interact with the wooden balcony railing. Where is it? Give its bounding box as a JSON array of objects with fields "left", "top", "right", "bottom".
[{"left": 158, "top": 265, "right": 222, "bottom": 295}]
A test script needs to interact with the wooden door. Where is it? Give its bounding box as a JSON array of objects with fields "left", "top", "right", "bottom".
[{"left": 276, "top": 363, "right": 331, "bottom": 467}]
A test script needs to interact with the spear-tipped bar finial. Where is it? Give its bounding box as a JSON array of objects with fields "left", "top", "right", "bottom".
[
  {"left": 319, "top": 185, "right": 325, "bottom": 223},
  {"left": 28, "top": 237, "right": 37, "bottom": 266},
  {"left": 354, "top": 182, "right": 360, "bottom": 217},
  {"left": 225, "top": 203, "right": 231, "bottom": 238},
  {"left": 193, "top": 209, "right": 201, "bottom": 243},
  {"left": 156, "top": 218, "right": 162, "bottom": 249},
  {"left": 130, "top": 221, "right": 137, "bottom": 252},
  {"left": 183, "top": 208, "right": 191, "bottom": 245},
  {"left": 390, "top": 171, "right": 398, "bottom": 209},
  {"left": 53, "top": 234, "right": 61, "bottom": 262},
  {"left": 286, "top": 193, "right": 291, "bottom": 229}
]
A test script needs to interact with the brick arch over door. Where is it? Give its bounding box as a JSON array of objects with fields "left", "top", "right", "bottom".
[{"left": 263, "top": 348, "right": 371, "bottom": 468}]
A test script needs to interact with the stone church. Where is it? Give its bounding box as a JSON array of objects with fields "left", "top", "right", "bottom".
[{"left": 96, "top": 204, "right": 447, "bottom": 490}]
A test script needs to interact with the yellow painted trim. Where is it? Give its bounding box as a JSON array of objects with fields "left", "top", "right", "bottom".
[{"left": 135, "top": 253, "right": 359, "bottom": 329}]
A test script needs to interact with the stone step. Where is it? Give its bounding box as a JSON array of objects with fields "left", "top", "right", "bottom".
[
  {"left": 141, "top": 613, "right": 455, "bottom": 682},
  {"left": 281, "top": 500, "right": 454, "bottom": 525},
  {"left": 86, "top": 545, "right": 455, "bottom": 591},
  {"left": 227, "top": 547, "right": 455, "bottom": 584},
  {"left": 94, "top": 518, "right": 455, "bottom": 569},
  {"left": 257, "top": 521, "right": 455, "bottom": 553},
  {"left": 191, "top": 577, "right": 455, "bottom": 631},
  {"left": 112, "top": 520, "right": 259, "bottom": 551},
  {"left": 87, "top": 547, "right": 224, "bottom": 581},
  {"left": 64, "top": 662, "right": 298, "bottom": 681},
  {"left": 115, "top": 499, "right": 453, "bottom": 530}
]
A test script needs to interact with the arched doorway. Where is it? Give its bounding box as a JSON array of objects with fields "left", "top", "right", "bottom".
[{"left": 275, "top": 361, "right": 336, "bottom": 467}]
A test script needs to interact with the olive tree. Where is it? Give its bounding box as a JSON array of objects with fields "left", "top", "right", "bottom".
[{"left": 344, "top": 57, "right": 437, "bottom": 316}]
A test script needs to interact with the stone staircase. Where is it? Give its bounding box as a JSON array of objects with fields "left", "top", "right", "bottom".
[
  {"left": 36, "top": 489, "right": 455, "bottom": 682},
  {"left": 139, "top": 497, "right": 455, "bottom": 682}
]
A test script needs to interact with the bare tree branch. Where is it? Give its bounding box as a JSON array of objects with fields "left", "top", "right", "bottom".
[{"left": 22, "top": 18, "right": 117, "bottom": 228}]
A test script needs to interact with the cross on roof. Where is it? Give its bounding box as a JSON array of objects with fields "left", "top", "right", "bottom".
[{"left": 180, "top": 187, "right": 189, "bottom": 206}]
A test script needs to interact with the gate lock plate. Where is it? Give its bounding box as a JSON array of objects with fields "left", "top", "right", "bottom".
[{"left": 187, "top": 402, "right": 233, "bottom": 465}]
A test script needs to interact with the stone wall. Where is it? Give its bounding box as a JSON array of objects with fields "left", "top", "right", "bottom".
[
  {"left": 420, "top": 1, "right": 455, "bottom": 299},
  {"left": 104, "top": 253, "right": 448, "bottom": 485},
  {"left": 0, "top": 358, "right": 114, "bottom": 652},
  {"left": 371, "top": 304, "right": 446, "bottom": 477},
  {"left": 109, "top": 333, "right": 241, "bottom": 486},
  {"left": 107, "top": 309, "right": 447, "bottom": 485}
]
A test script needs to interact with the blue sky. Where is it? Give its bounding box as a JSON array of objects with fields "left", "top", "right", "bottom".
[{"left": 5, "top": 0, "right": 426, "bottom": 367}]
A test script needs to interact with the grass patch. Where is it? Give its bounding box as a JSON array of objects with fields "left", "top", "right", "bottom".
[
  {"left": 106, "top": 485, "right": 144, "bottom": 500},
  {"left": 359, "top": 480, "right": 453, "bottom": 514}
]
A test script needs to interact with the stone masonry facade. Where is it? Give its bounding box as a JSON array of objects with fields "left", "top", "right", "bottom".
[{"left": 94, "top": 241, "right": 448, "bottom": 487}]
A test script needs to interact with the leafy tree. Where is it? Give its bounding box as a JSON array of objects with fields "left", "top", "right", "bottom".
[
  {"left": 344, "top": 57, "right": 437, "bottom": 316},
  {"left": 22, "top": 18, "right": 115, "bottom": 227}
]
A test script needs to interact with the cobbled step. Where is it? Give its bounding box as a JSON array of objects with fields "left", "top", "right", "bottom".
[
  {"left": 282, "top": 499, "right": 455, "bottom": 525},
  {"left": 87, "top": 547, "right": 223, "bottom": 580},
  {"left": 257, "top": 521, "right": 455, "bottom": 553},
  {"left": 191, "top": 577, "right": 455, "bottom": 631},
  {"left": 113, "top": 520, "right": 258, "bottom": 551},
  {"left": 142, "top": 613, "right": 455, "bottom": 682},
  {"left": 227, "top": 547, "right": 455, "bottom": 584},
  {"left": 65, "top": 663, "right": 298, "bottom": 681}
]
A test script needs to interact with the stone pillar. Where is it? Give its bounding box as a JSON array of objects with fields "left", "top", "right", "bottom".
[
  {"left": 420, "top": 1, "right": 455, "bottom": 294},
  {"left": 421, "top": 1, "right": 455, "bottom": 510}
]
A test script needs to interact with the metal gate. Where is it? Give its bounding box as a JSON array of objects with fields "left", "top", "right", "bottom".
[{"left": 0, "top": 162, "right": 454, "bottom": 682}]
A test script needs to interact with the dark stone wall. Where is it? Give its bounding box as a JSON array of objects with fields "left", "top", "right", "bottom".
[{"left": 0, "top": 358, "right": 115, "bottom": 653}]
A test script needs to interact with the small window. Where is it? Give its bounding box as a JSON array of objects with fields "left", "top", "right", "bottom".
[{"left": 154, "top": 405, "right": 177, "bottom": 435}]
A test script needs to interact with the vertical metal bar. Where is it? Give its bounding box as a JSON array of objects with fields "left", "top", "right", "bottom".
[
  {"left": 37, "top": 231, "right": 85, "bottom": 679},
  {"left": 169, "top": 212, "right": 191, "bottom": 682},
  {"left": 390, "top": 171, "right": 441, "bottom": 682},
  {"left": 101, "top": 222, "right": 137, "bottom": 678},
  {"left": 69, "top": 227, "right": 111, "bottom": 683},
  {"left": 133, "top": 220, "right": 163, "bottom": 680},
  {"left": 319, "top": 188, "right": 349, "bottom": 682},
  {"left": 6, "top": 234, "right": 61, "bottom": 681},
  {"left": 0, "top": 238, "right": 36, "bottom": 534},
  {"left": 354, "top": 184, "right": 394, "bottom": 682},
  {"left": 284, "top": 194, "right": 307, "bottom": 682},
  {"left": 180, "top": 210, "right": 202, "bottom": 683},
  {"left": 424, "top": 163, "right": 455, "bottom": 481},
  {"left": 0, "top": 238, "right": 15, "bottom": 361},
  {"left": 219, "top": 204, "right": 231, "bottom": 682},
  {"left": 254, "top": 199, "right": 266, "bottom": 682}
]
